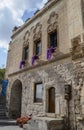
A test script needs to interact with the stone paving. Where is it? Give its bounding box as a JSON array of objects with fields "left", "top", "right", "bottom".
[
  {"left": 0, "top": 125, "right": 23, "bottom": 130},
  {"left": 0, "top": 119, "right": 23, "bottom": 130}
]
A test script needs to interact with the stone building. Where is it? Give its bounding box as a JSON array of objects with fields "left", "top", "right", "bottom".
[{"left": 5, "top": 0, "right": 84, "bottom": 129}]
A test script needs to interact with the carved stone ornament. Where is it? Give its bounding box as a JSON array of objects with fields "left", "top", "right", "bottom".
[
  {"left": 48, "top": 11, "right": 58, "bottom": 24},
  {"left": 23, "top": 30, "right": 30, "bottom": 47},
  {"left": 47, "top": 11, "right": 58, "bottom": 33},
  {"left": 47, "top": 25, "right": 53, "bottom": 33},
  {"left": 70, "top": 36, "right": 84, "bottom": 60},
  {"left": 33, "top": 22, "right": 42, "bottom": 41},
  {"left": 47, "top": 22, "right": 58, "bottom": 33}
]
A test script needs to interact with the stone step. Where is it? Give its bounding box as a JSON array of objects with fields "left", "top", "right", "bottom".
[
  {"left": 0, "top": 101, "right": 6, "bottom": 103},
  {"left": 0, "top": 116, "right": 8, "bottom": 120},
  {"left": 0, "top": 114, "right": 6, "bottom": 117},
  {"left": 0, "top": 109, "right": 6, "bottom": 112},
  {"left": 0, "top": 103, "right": 6, "bottom": 105},
  {"left": 0, "top": 108, "right": 6, "bottom": 111},
  {"left": 0, "top": 104, "right": 6, "bottom": 106},
  {"left": 0, "top": 105, "right": 6, "bottom": 108},
  {"left": 0, "top": 119, "right": 17, "bottom": 126},
  {"left": 0, "top": 100, "right": 6, "bottom": 103},
  {"left": 0, "top": 105, "right": 6, "bottom": 107},
  {"left": 0, "top": 113, "right": 8, "bottom": 119},
  {"left": 0, "top": 111, "right": 6, "bottom": 114},
  {"left": 0, "top": 95, "right": 8, "bottom": 120},
  {"left": 0, "top": 110, "right": 6, "bottom": 113},
  {"left": 0, "top": 104, "right": 6, "bottom": 107}
]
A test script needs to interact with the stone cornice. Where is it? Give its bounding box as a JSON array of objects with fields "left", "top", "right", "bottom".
[
  {"left": 11, "top": 0, "right": 61, "bottom": 39},
  {"left": 8, "top": 53, "right": 71, "bottom": 77}
]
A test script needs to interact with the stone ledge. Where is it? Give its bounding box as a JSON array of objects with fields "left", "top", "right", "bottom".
[
  {"left": 23, "top": 117, "right": 64, "bottom": 130},
  {"left": 33, "top": 116, "right": 63, "bottom": 121},
  {"left": 8, "top": 53, "right": 70, "bottom": 77}
]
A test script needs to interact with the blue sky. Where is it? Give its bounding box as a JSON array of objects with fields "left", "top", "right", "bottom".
[
  {"left": 0, "top": 0, "right": 47, "bottom": 68},
  {"left": 0, "top": 48, "right": 7, "bottom": 68}
]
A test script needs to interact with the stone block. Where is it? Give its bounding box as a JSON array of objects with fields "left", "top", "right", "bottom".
[{"left": 23, "top": 117, "right": 64, "bottom": 130}]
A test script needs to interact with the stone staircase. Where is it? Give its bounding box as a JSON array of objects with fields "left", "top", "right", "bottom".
[
  {"left": 0, "top": 95, "right": 17, "bottom": 126},
  {"left": 0, "top": 95, "right": 8, "bottom": 119}
]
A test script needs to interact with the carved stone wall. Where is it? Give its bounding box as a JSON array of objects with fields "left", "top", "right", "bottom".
[
  {"left": 6, "top": 0, "right": 84, "bottom": 129},
  {"left": 33, "top": 23, "right": 42, "bottom": 41},
  {"left": 7, "top": 61, "right": 76, "bottom": 124},
  {"left": 23, "top": 30, "right": 30, "bottom": 47},
  {"left": 47, "top": 11, "right": 58, "bottom": 33},
  {"left": 70, "top": 36, "right": 84, "bottom": 60}
]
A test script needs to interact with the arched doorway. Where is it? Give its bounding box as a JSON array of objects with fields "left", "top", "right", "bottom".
[
  {"left": 9, "top": 79, "right": 22, "bottom": 119},
  {"left": 48, "top": 87, "right": 55, "bottom": 113}
]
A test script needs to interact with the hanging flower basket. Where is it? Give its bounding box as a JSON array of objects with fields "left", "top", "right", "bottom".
[
  {"left": 46, "top": 46, "right": 56, "bottom": 60},
  {"left": 31, "top": 55, "right": 39, "bottom": 65},
  {"left": 19, "top": 60, "right": 25, "bottom": 69}
]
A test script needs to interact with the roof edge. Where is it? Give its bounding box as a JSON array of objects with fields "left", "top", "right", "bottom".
[{"left": 11, "top": 0, "right": 61, "bottom": 39}]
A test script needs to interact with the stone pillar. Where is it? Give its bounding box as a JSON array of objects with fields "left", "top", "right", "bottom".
[
  {"left": 80, "top": 82, "right": 84, "bottom": 115},
  {"left": 56, "top": 95, "right": 67, "bottom": 117}
]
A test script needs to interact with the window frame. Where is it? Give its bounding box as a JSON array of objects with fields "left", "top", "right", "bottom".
[
  {"left": 48, "top": 30, "right": 58, "bottom": 48},
  {"left": 34, "top": 82, "right": 43, "bottom": 103},
  {"left": 23, "top": 46, "right": 29, "bottom": 60},
  {"left": 33, "top": 39, "right": 41, "bottom": 56}
]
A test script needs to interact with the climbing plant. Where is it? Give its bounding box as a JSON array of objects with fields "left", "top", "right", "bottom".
[{"left": 0, "top": 68, "right": 5, "bottom": 83}]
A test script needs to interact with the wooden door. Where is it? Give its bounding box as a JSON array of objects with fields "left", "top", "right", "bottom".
[{"left": 48, "top": 87, "right": 55, "bottom": 113}]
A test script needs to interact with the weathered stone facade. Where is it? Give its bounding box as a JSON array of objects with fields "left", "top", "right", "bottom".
[{"left": 6, "top": 0, "right": 84, "bottom": 129}]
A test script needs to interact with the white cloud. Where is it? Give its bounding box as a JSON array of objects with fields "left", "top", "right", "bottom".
[
  {"left": 36, "top": 0, "right": 48, "bottom": 9},
  {"left": 0, "top": 0, "right": 48, "bottom": 51},
  {"left": 0, "top": 40, "right": 9, "bottom": 50}
]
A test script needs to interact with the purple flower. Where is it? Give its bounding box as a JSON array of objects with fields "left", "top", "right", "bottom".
[
  {"left": 19, "top": 60, "right": 25, "bottom": 69},
  {"left": 47, "top": 47, "right": 52, "bottom": 60},
  {"left": 31, "top": 55, "right": 38, "bottom": 65},
  {"left": 31, "top": 56, "right": 35, "bottom": 65},
  {"left": 46, "top": 46, "right": 55, "bottom": 60}
]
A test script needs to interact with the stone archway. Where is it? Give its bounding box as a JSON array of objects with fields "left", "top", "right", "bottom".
[{"left": 9, "top": 79, "right": 22, "bottom": 119}]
